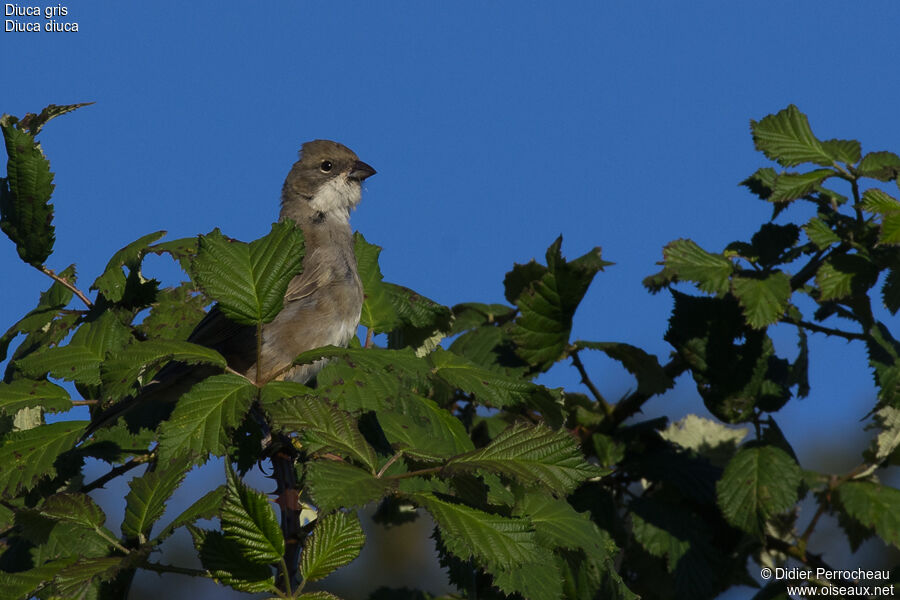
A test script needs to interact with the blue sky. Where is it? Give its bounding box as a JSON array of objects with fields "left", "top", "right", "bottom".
[{"left": 3, "top": 2, "right": 900, "bottom": 597}]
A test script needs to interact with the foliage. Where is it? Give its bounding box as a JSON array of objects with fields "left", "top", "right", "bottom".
[{"left": 0, "top": 102, "right": 898, "bottom": 599}]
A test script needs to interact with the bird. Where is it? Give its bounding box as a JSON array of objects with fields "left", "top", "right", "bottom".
[{"left": 87, "top": 140, "right": 376, "bottom": 434}]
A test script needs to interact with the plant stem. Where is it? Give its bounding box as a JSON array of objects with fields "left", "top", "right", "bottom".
[
  {"left": 142, "top": 562, "right": 211, "bottom": 578},
  {"left": 80, "top": 455, "right": 151, "bottom": 493},
  {"left": 782, "top": 317, "right": 865, "bottom": 341},
  {"left": 376, "top": 451, "right": 404, "bottom": 478},
  {"left": 38, "top": 265, "right": 93, "bottom": 308},
  {"left": 569, "top": 348, "right": 612, "bottom": 419}
]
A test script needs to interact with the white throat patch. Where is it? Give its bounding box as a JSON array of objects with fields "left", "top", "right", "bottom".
[{"left": 309, "top": 175, "right": 361, "bottom": 223}]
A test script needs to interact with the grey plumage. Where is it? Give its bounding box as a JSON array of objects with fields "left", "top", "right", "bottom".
[{"left": 87, "top": 140, "right": 375, "bottom": 433}]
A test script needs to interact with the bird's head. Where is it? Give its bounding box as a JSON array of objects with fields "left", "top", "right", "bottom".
[{"left": 281, "top": 140, "right": 376, "bottom": 225}]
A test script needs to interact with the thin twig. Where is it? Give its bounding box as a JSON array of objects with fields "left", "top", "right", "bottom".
[
  {"left": 376, "top": 451, "right": 404, "bottom": 478},
  {"left": 782, "top": 317, "right": 865, "bottom": 341},
  {"left": 39, "top": 265, "right": 93, "bottom": 308},
  {"left": 142, "top": 562, "right": 211, "bottom": 578},
  {"left": 569, "top": 348, "right": 612, "bottom": 419},
  {"left": 80, "top": 456, "right": 151, "bottom": 493},
  {"left": 606, "top": 355, "right": 687, "bottom": 430},
  {"left": 365, "top": 327, "right": 374, "bottom": 348},
  {"left": 71, "top": 399, "right": 99, "bottom": 406}
]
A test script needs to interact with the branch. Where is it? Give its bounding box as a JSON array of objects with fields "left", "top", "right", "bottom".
[
  {"left": 38, "top": 265, "right": 93, "bottom": 308},
  {"left": 782, "top": 317, "right": 866, "bottom": 341},
  {"left": 142, "top": 562, "right": 211, "bottom": 578},
  {"left": 606, "top": 355, "right": 687, "bottom": 430},
  {"left": 80, "top": 455, "right": 151, "bottom": 493},
  {"left": 269, "top": 436, "right": 303, "bottom": 594},
  {"left": 569, "top": 348, "right": 612, "bottom": 419}
]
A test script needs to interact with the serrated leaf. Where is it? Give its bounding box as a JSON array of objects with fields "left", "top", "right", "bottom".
[
  {"left": 157, "top": 374, "right": 257, "bottom": 462},
  {"left": 575, "top": 341, "right": 673, "bottom": 396},
  {"left": 837, "top": 480, "right": 900, "bottom": 548},
  {"left": 768, "top": 169, "right": 835, "bottom": 203},
  {"left": 136, "top": 284, "right": 207, "bottom": 341},
  {"left": 803, "top": 217, "right": 839, "bottom": 250},
  {"left": 305, "top": 461, "right": 389, "bottom": 512},
  {"left": 447, "top": 423, "right": 606, "bottom": 493},
  {"left": 384, "top": 282, "right": 453, "bottom": 354},
  {"left": 264, "top": 394, "right": 378, "bottom": 471},
  {"left": 149, "top": 236, "right": 199, "bottom": 272},
  {"left": 514, "top": 492, "right": 607, "bottom": 557},
  {"left": 661, "top": 239, "right": 733, "bottom": 295},
  {"left": 0, "top": 557, "right": 76, "bottom": 600},
  {"left": 866, "top": 323, "right": 900, "bottom": 407},
  {"left": 192, "top": 222, "right": 305, "bottom": 325},
  {"left": 861, "top": 188, "right": 900, "bottom": 214},
  {"left": 858, "top": 151, "right": 900, "bottom": 181},
  {"left": 0, "top": 379, "right": 70, "bottom": 416},
  {"left": 815, "top": 254, "right": 878, "bottom": 301},
  {"left": 821, "top": 138, "right": 861, "bottom": 165},
  {"left": 157, "top": 485, "right": 225, "bottom": 541},
  {"left": 300, "top": 511, "right": 366, "bottom": 581},
  {"left": 883, "top": 270, "right": 900, "bottom": 316},
  {"left": 17, "top": 102, "right": 93, "bottom": 135},
  {"left": 222, "top": 462, "right": 284, "bottom": 563},
  {"left": 53, "top": 556, "right": 125, "bottom": 597},
  {"left": 492, "top": 556, "right": 564, "bottom": 600},
  {"left": 731, "top": 271, "right": 791, "bottom": 328},
  {"left": 39, "top": 492, "right": 105, "bottom": 529},
  {"left": 750, "top": 105, "right": 833, "bottom": 167},
  {"left": 101, "top": 339, "right": 227, "bottom": 400},
  {"left": 741, "top": 167, "right": 777, "bottom": 201},
  {"left": 1, "top": 122, "right": 55, "bottom": 266},
  {"left": 506, "top": 237, "right": 610, "bottom": 371},
  {"left": 378, "top": 393, "right": 473, "bottom": 460},
  {"left": 879, "top": 212, "right": 900, "bottom": 245},
  {"left": 417, "top": 493, "right": 542, "bottom": 567},
  {"left": 716, "top": 444, "right": 801, "bottom": 536},
  {"left": 16, "top": 311, "right": 131, "bottom": 385},
  {"left": 191, "top": 527, "right": 276, "bottom": 592},
  {"left": 122, "top": 455, "right": 191, "bottom": 540},
  {"left": 355, "top": 232, "right": 402, "bottom": 333},
  {"left": 0, "top": 420, "right": 86, "bottom": 495},
  {"left": 428, "top": 347, "right": 535, "bottom": 408},
  {"left": 90, "top": 230, "right": 166, "bottom": 302}
]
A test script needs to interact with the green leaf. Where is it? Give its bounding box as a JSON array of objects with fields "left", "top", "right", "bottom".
[
  {"left": 866, "top": 323, "right": 900, "bottom": 407},
  {"left": 39, "top": 492, "right": 106, "bottom": 529},
  {"left": 661, "top": 239, "right": 733, "bottom": 295},
  {"left": 378, "top": 393, "right": 474, "bottom": 460},
  {"left": 354, "top": 232, "right": 402, "bottom": 333},
  {"left": 858, "top": 151, "right": 900, "bottom": 181},
  {"left": 750, "top": 105, "right": 833, "bottom": 167},
  {"left": 731, "top": 271, "right": 791, "bottom": 328},
  {"left": 815, "top": 254, "right": 878, "bottom": 301},
  {"left": 300, "top": 511, "right": 366, "bottom": 581},
  {"left": 191, "top": 526, "right": 276, "bottom": 593},
  {"left": 428, "top": 347, "right": 537, "bottom": 408},
  {"left": 222, "top": 461, "right": 284, "bottom": 563},
  {"left": 0, "top": 558, "right": 76, "bottom": 600},
  {"left": 90, "top": 230, "right": 166, "bottom": 302},
  {"left": 821, "top": 138, "right": 861, "bottom": 165},
  {"left": 0, "top": 122, "right": 55, "bottom": 266},
  {"left": 264, "top": 394, "right": 378, "bottom": 472},
  {"left": 505, "top": 237, "right": 610, "bottom": 371},
  {"left": 861, "top": 188, "right": 900, "bottom": 214},
  {"left": 716, "top": 444, "right": 801, "bottom": 536},
  {"left": 16, "top": 102, "right": 93, "bottom": 136},
  {"left": 837, "top": 480, "right": 900, "bottom": 548},
  {"left": 768, "top": 169, "right": 835, "bottom": 203},
  {"left": 148, "top": 235, "right": 199, "bottom": 272},
  {"left": 134, "top": 284, "right": 206, "bottom": 341},
  {"left": 883, "top": 269, "right": 900, "bottom": 315},
  {"left": 157, "top": 374, "right": 257, "bottom": 462},
  {"left": 101, "top": 339, "right": 227, "bottom": 400},
  {"left": 0, "top": 420, "right": 86, "bottom": 495},
  {"left": 305, "top": 461, "right": 389, "bottom": 512},
  {"left": 417, "top": 493, "right": 542, "bottom": 567},
  {"left": 879, "top": 212, "right": 900, "bottom": 245},
  {"left": 0, "top": 266, "right": 74, "bottom": 362},
  {"left": 122, "top": 455, "right": 191, "bottom": 540},
  {"left": 741, "top": 167, "right": 777, "bottom": 201},
  {"left": 491, "top": 557, "right": 564, "bottom": 600},
  {"left": 574, "top": 341, "right": 673, "bottom": 396},
  {"left": 447, "top": 423, "right": 606, "bottom": 493},
  {"left": 514, "top": 492, "right": 607, "bottom": 556},
  {"left": 157, "top": 485, "right": 226, "bottom": 541},
  {"left": 52, "top": 556, "right": 125, "bottom": 597},
  {"left": 0, "top": 379, "right": 70, "bottom": 416},
  {"left": 803, "top": 217, "right": 839, "bottom": 250},
  {"left": 384, "top": 282, "right": 453, "bottom": 354},
  {"left": 192, "top": 222, "right": 305, "bottom": 325}
]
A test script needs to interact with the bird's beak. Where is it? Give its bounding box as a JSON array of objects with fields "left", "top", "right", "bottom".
[{"left": 349, "top": 160, "right": 376, "bottom": 181}]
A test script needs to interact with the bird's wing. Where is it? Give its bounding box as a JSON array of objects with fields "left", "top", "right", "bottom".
[
  {"left": 284, "top": 265, "right": 323, "bottom": 302},
  {"left": 187, "top": 305, "right": 258, "bottom": 374}
]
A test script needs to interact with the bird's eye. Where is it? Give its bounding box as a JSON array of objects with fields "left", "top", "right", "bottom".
[{"left": 320, "top": 160, "right": 333, "bottom": 172}]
